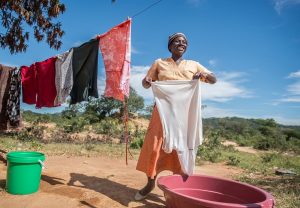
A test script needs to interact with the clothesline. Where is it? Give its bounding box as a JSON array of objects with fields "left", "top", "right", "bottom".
[
  {"left": 0, "top": 18, "right": 133, "bottom": 164},
  {"left": 0, "top": 18, "right": 131, "bottom": 123},
  {"left": 131, "top": 0, "right": 163, "bottom": 18},
  {"left": 0, "top": 0, "right": 165, "bottom": 161}
]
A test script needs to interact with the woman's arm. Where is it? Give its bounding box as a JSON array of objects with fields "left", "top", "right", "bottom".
[
  {"left": 142, "top": 76, "right": 152, "bottom": 89},
  {"left": 193, "top": 72, "right": 217, "bottom": 84},
  {"left": 142, "top": 60, "right": 159, "bottom": 88}
]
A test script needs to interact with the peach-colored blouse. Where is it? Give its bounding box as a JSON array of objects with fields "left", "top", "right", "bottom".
[{"left": 146, "top": 57, "right": 212, "bottom": 82}]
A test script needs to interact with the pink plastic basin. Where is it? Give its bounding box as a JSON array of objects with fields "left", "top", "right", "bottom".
[{"left": 157, "top": 175, "right": 275, "bottom": 208}]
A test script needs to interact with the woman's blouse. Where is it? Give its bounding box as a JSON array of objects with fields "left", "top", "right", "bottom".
[{"left": 146, "top": 57, "right": 212, "bottom": 82}]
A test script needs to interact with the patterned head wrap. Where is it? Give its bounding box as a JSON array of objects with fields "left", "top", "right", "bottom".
[{"left": 168, "top": 32, "right": 188, "bottom": 52}]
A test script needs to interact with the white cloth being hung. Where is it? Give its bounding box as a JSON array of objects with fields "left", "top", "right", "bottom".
[
  {"left": 151, "top": 80, "right": 203, "bottom": 175},
  {"left": 54, "top": 49, "right": 74, "bottom": 105}
]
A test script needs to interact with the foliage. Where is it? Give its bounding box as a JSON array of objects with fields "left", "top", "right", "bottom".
[
  {"left": 227, "top": 155, "right": 240, "bottom": 166},
  {"left": 237, "top": 175, "right": 300, "bottom": 208},
  {"left": 61, "top": 86, "right": 145, "bottom": 124},
  {"left": 94, "top": 117, "right": 122, "bottom": 138},
  {"left": 204, "top": 117, "right": 300, "bottom": 153},
  {"left": 14, "top": 125, "right": 46, "bottom": 141},
  {"left": 130, "top": 125, "right": 146, "bottom": 149},
  {"left": 197, "top": 131, "right": 222, "bottom": 162},
  {"left": 0, "top": 0, "right": 65, "bottom": 53}
]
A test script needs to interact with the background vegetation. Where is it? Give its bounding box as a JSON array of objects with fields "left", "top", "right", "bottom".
[{"left": 0, "top": 87, "right": 299, "bottom": 207}]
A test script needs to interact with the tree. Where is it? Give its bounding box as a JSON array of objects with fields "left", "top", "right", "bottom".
[
  {"left": 0, "top": 0, "right": 65, "bottom": 54},
  {"left": 127, "top": 87, "right": 144, "bottom": 114},
  {"left": 62, "top": 86, "right": 145, "bottom": 122}
]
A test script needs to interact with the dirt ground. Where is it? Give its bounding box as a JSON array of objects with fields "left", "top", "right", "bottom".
[{"left": 0, "top": 155, "right": 241, "bottom": 208}]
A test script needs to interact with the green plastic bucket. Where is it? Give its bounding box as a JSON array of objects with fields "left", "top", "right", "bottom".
[{"left": 6, "top": 151, "right": 45, "bottom": 195}]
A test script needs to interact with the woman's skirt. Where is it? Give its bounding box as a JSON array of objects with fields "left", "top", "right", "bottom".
[{"left": 136, "top": 105, "right": 182, "bottom": 179}]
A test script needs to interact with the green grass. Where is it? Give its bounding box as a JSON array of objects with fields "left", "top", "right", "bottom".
[
  {"left": 1, "top": 136, "right": 299, "bottom": 207},
  {"left": 0, "top": 136, "right": 140, "bottom": 159},
  {"left": 237, "top": 175, "right": 300, "bottom": 208},
  {"left": 219, "top": 148, "right": 300, "bottom": 174},
  {"left": 218, "top": 148, "right": 300, "bottom": 208}
]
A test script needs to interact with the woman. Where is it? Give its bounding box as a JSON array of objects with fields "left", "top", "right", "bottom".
[{"left": 135, "top": 33, "right": 217, "bottom": 200}]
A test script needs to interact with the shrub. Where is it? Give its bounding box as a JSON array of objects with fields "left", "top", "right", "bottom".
[
  {"left": 227, "top": 155, "right": 240, "bottom": 166},
  {"left": 94, "top": 118, "right": 122, "bottom": 137},
  {"left": 130, "top": 137, "right": 144, "bottom": 149},
  {"left": 197, "top": 131, "right": 222, "bottom": 162}
]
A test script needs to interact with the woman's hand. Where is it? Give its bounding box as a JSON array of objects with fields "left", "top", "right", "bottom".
[
  {"left": 193, "top": 72, "right": 217, "bottom": 84},
  {"left": 193, "top": 72, "right": 204, "bottom": 80},
  {"left": 142, "top": 76, "right": 152, "bottom": 89}
]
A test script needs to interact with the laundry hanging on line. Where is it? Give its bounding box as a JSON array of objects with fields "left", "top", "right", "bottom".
[
  {"left": 0, "top": 64, "right": 21, "bottom": 130},
  {"left": 70, "top": 38, "right": 99, "bottom": 104},
  {"left": 99, "top": 18, "right": 132, "bottom": 102},
  {"left": 151, "top": 80, "right": 203, "bottom": 175},
  {"left": 2, "top": 18, "right": 132, "bottom": 113},
  {"left": 21, "top": 57, "right": 58, "bottom": 108},
  {"left": 20, "top": 39, "right": 99, "bottom": 107},
  {"left": 54, "top": 49, "right": 74, "bottom": 106}
]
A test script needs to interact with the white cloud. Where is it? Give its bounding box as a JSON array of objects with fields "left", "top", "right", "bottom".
[
  {"left": 202, "top": 72, "right": 251, "bottom": 102},
  {"left": 208, "top": 59, "right": 217, "bottom": 67},
  {"left": 272, "top": 116, "right": 300, "bottom": 125},
  {"left": 97, "top": 65, "right": 155, "bottom": 102},
  {"left": 273, "top": 0, "right": 300, "bottom": 14},
  {"left": 279, "top": 97, "right": 300, "bottom": 102},
  {"left": 131, "top": 46, "right": 140, "bottom": 54},
  {"left": 287, "top": 81, "right": 300, "bottom": 95},
  {"left": 202, "top": 106, "right": 243, "bottom": 118},
  {"left": 203, "top": 106, "right": 300, "bottom": 125},
  {"left": 275, "top": 70, "right": 300, "bottom": 103},
  {"left": 130, "top": 65, "right": 154, "bottom": 103},
  {"left": 287, "top": 70, "right": 300, "bottom": 78},
  {"left": 128, "top": 66, "right": 250, "bottom": 103},
  {"left": 99, "top": 65, "right": 250, "bottom": 104}
]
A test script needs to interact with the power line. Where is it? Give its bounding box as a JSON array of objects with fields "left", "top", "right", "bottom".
[{"left": 131, "top": 0, "right": 163, "bottom": 18}]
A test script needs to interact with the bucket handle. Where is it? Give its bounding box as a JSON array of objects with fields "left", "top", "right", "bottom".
[{"left": 38, "top": 160, "right": 45, "bottom": 170}]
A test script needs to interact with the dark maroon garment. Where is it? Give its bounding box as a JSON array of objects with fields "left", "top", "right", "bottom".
[
  {"left": 21, "top": 57, "right": 58, "bottom": 108},
  {"left": 35, "top": 57, "right": 58, "bottom": 108},
  {"left": 21, "top": 64, "right": 37, "bottom": 105}
]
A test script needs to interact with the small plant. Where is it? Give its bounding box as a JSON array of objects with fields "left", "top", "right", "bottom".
[
  {"left": 130, "top": 138, "right": 144, "bottom": 149},
  {"left": 227, "top": 155, "right": 240, "bottom": 166},
  {"left": 14, "top": 126, "right": 45, "bottom": 141},
  {"left": 261, "top": 153, "right": 276, "bottom": 163},
  {"left": 84, "top": 143, "right": 95, "bottom": 151},
  {"left": 197, "top": 131, "right": 222, "bottom": 162},
  {"left": 30, "top": 140, "right": 43, "bottom": 150},
  {"left": 94, "top": 118, "right": 122, "bottom": 137}
]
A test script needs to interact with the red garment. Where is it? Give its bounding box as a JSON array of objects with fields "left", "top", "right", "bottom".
[
  {"left": 21, "top": 64, "right": 37, "bottom": 105},
  {"left": 21, "top": 57, "right": 57, "bottom": 108},
  {"left": 35, "top": 57, "right": 57, "bottom": 108},
  {"left": 99, "top": 19, "right": 131, "bottom": 101}
]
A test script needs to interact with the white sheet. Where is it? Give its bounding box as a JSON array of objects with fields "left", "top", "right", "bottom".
[{"left": 151, "top": 80, "right": 203, "bottom": 175}]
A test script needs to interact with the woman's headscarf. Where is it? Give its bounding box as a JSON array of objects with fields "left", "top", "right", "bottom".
[{"left": 168, "top": 32, "right": 188, "bottom": 52}]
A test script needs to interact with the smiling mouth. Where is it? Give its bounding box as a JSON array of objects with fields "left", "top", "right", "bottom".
[{"left": 177, "top": 46, "right": 185, "bottom": 51}]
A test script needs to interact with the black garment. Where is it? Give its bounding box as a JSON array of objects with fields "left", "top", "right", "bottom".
[
  {"left": 6, "top": 67, "right": 21, "bottom": 127},
  {"left": 0, "top": 65, "right": 14, "bottom": 130},
  {"left": 70, "top": 39, "right": 99, "bottom": 104}
]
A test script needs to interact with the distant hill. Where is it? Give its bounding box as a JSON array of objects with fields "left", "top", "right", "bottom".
[
  {"left": 203, "top": 117, "right": 300, "bottom": 153},
  {"left": 20, "top": 111, "right": 300, "bottom": 154}
]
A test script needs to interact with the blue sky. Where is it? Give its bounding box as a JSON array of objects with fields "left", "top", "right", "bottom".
[{"left": 1, "top": 0, "right": 300, "bottom": 125}]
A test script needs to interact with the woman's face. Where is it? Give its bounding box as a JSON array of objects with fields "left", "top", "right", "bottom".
[{"left": 169, "top": 36, "right": 187, "bottom": 57}]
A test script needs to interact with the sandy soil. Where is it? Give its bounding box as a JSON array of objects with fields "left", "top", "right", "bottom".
[
  {"left": 0, "top": 155, "right": 241, "bottom": 208},
  {"left": 222, "top": 140, "right": 259, "bottom": 154}
]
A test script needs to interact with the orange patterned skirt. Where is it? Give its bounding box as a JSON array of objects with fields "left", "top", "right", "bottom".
[{"left": 136, "top": 105, "right": 182, "bottom": 179}]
